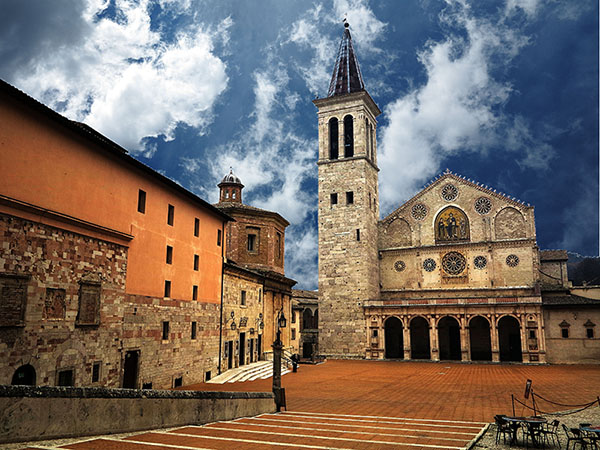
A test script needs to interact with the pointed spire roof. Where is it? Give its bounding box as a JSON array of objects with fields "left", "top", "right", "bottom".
[{"left": 327, "top": 22, "right": 365, "bottom": 97}]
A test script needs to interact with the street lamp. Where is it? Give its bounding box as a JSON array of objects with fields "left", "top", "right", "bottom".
[{"left": 272, "top": 308, "right": 286, "bottom": 411}]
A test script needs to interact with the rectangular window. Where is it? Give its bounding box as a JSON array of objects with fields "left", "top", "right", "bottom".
[
  {"left": 247, "top": 234, "right": 256, "bottom": 252},
  {"left": 528, "top": 330, "right": 536, "bottom": 339},
  {"left": 292, "top": 329, "right": 296, "bottom": 340},
  {"left": 205, "top": 371, "right": 211, "bottom": 382},
  {"left": 191, "top": 321, "right": 197, "bottom": 339},
  {"left": 587, "top": 328, "right": 594, "bottom": 339},
  {"left": 194, "top": 218, "right": 200, "bottom": 237},
  {"left": 217, "top": 229, "right": 222, "bottom": 246},
  {"left": 330, "top": 193, "right": 338, "bottom": 205},
  {"left": 291, "top": 311, "right": 296, "bottom": 323},
  {"left": 561, "top": 328, "right": 569, "bottom": 338},
  {"left": 241, "top": 290, "right": 246, "bottom": 306},
  {"left": 346, "top": 191, "right": 354, "bottom": 204},
  {"left": 0, "top": 274, "right": 28, "bottom": 327},
  {"left": 192, "top": 285, "right": 198, "bottom": 300},
  {"left": 92, "top": 362, "right": 101, "bottom": 383},
  {"left": 137, "top": 189, "right": 146, "bottom": 213},
  {"left": 194, "top": 254, "right": 199, "bottom": 271},
  {"left": 372, "top": 329, "right": 378, "bottom": 338},
  {"left": 166, "top": 245, "right": 173, "bottom": 264},
  {"left": 162, "top": 321, "right": 170, "bottom": 340},
  {"left": 57, "top": 369, "right": 74, "bottom": 386},
  {"left": 76, "top": 282, "right": 101, "bottom": 326},
  {"left": 164, "top": 280, "right": 171, "bottom": 298},
  {"left": 142, "top": 382, "right": 153, "bottom": 389},
  {"left": 258, "top": 288, "right": 262, "bottom": 302},
  {"left": 167, "top": 204, "right": 174, "bottom": 226},
  {"left": 173, "top": 376, "right": 182, "bottom": 388},
  {"left": 356, "top": 229, "right": 360, "bottom": 241}
]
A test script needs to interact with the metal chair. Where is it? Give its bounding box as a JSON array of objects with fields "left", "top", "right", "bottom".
[
  {"left": 496, "top": 415, "right": 515, "bottom": 445},
  {"left": 539, "top": 420, "right": 561, "bottom": 449},
  {"left": 563, "top": 424, "right": 589, "bottom": 450}
]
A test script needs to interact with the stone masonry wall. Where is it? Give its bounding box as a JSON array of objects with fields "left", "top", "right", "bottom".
[{"left": 0, "top": 214, "right": 221, "bottom": 389}]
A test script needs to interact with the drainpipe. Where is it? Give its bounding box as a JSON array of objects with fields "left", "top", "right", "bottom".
[{"left": 218, "top": 222, "right": 225, "bottom": 375}]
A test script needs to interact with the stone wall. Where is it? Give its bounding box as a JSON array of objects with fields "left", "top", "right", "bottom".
[
  {"left": 0, "top": 385, "right": 275, "bottom": 444},
  {"left": 543, "top": 306, "right": 600, "bottom": 363},
  {"left": 0, "top": 214, "right": 221, "bottom": 389}
]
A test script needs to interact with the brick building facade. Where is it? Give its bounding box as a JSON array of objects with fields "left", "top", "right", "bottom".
[{"left": 314, "top": 24, "right": 599, "bottom": 364}]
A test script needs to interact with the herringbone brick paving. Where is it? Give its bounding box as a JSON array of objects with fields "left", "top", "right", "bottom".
[{"left": 22, "top": 360, "right": 600, "bottom": 450}]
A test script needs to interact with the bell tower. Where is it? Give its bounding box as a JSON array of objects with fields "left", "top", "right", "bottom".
[{"left": 314, "top": 23, "right": 381, "bottom": 358}]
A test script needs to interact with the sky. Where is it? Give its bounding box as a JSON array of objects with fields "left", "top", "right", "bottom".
[{"left": 1, "top": 0, "right": 598, "bottom": 290}]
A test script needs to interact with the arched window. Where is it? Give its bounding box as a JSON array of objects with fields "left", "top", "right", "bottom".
[
  {"left": 344, "top": 115, "right": 354, "bottom": 157},
  {"left": 329, "top": 118, "right": 339, "bottom": 159},
  {"left": 12, "top": 364, "right": 36, "bottom": 386}
]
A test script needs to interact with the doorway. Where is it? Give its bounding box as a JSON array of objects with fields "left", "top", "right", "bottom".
[
  {"left": 249, "top": 338, "right": 255, "bottom": 363},
  {"left": 227, "top": 340, "right": 234, "bottom": 369},
  {"left": 11, "top": 364, "right": 36, "bottom": 386},
  {"left": 257, "top": 335, "right": 262, "bottom": 361},
  {"left": 469, "top": 316, "right": 492, "bottom": 361},
  {"left": 384, "top": 317, "right": 404, "bottom": 359},
  {"left": 410, "top": 316, "right": 431, "bottom": 359},
  {"left": 498, "top": 316, "right": 522, "bottom": 362},
  {"left": 239, "top": 333, "right": 246, "bottom": 366},
  {"left": 438, "top": 316, "right": 462, "bottom": 361},
  {"left": 123, "top": 350, "right": 139, "bottom": 389}
]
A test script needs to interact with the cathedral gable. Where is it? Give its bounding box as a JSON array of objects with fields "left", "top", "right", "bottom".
[{"left": 378, "top": 171, "right": 534, "bottom": 249}]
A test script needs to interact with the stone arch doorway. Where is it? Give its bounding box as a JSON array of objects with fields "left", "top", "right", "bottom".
[
  {"left": 469, "top": 316, "right": 492, "bottom": 361},
  {"left": 498, "top": 316, "right": 522, "bottom": 362},
  {"left": 410, "top": 316, "right": 430, "bottom": 359},
  {"left": 11, "top": 364, "right": 36, "bottom": 385},
  {"left": 438, "top": 316, "right": 461, "bottom": 361},
  {"left": 384, "top": 316, "right": 404, "bottom": 359}
]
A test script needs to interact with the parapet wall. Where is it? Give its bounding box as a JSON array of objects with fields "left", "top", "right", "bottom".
[{"left": 0, "top": 385, "right": 275, "bottom": 444}]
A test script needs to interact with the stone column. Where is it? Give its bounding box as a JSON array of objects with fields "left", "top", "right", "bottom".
[
  {"left": 519, "top": 315, "right": 528, "bottom": 363},
  {"left": 460, "top": 316, "right": 469, "bottom": 361},
  {"left": 430, "top": 316, "right": 439, "bottom": 361},
  {"left": 404, "top": 317, "right": 411, "bottom": 360},
  {"left": 491, "top": 315, "right": 500, "bottom": 362}
]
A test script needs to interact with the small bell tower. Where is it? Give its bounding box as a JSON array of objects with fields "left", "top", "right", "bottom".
[
  {"left": 218, "top": 169, "right": 244, "bottom": 204},
  {"left": 314, "top": 22, "right": 381, "bottom": 358}
]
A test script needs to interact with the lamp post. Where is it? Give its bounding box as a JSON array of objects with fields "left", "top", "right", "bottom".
[{"left": 272, "top": 308, "right": 286, "bottom": 411}]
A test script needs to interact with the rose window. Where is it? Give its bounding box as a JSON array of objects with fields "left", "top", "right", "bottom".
[
  {"left": 394, "top": 260, "right": 406, "bottom": 272},
  {"left": 423, "top": 258, "right": 437, "bottom": 272},
  {"left": 411, "top": 203, "right": 428, "bottom": 221},
  {"left": 506, "top": 254, "right": 520, "bottom": 267},
  {"left": 442, "top": 252, "right": 467, "bottom": 275},
  {"left": 441, "top": 184, "right": 459, "bottom": 201},
  {"left": 474, "top": 255, "right": 487, "bottom": 269},
  {"left": 474, "top": 197, "right": 492, "bottom": 215}
]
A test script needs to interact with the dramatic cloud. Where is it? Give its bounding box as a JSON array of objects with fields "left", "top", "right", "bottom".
[
  {"left": 378, "top": 0, "right": 554, "bottom": 214},
  {"left": 287, "top": 0, "right": 386, "bottom": 95},
  {"left": 3, "top": 0, "right": 229, "bottom": 156}
]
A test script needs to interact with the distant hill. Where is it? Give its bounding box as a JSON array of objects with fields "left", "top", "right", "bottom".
[{"left": 566, "top": 251, "right": 600, "bottom": 286}]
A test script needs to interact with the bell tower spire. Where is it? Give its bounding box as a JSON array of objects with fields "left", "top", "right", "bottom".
[
  {"left": 314, "top": 22, "right": 381, "bottom": 359},
  {"left": 328, "top": 22, "right": 365, "bottom": 97}
]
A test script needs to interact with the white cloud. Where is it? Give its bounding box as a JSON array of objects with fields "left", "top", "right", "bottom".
[
  {"left": 504, "top": 0, "right": 540, "bottom": 18},
  {"left": 378, "top": 0, "right": 552, "bottom": 214},
  {"left": 286, "top": 0, "right": 386, "bottom": 95},
  {"left": 13, "top": 0, "right": 229, "bottom": 155}
]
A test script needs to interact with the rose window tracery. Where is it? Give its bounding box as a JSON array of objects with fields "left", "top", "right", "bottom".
[
  {"left": 506, "top": 254, "right": 520, "bottom": 267},
  {"left": 473, "top": 255, "right": 487, "bottom": 269},
  {"left": 394, "top": 260, "right": 406, "bottom": 272},
  {"left": 423, "top": 258, "right": 437, "bottom": 272},
  {"left": 441, "top": 184, "right": 459, "bottom": 201},
  {"left": 442, "top": 252, "right": 467, "bottom": 275},
  {"left": 474, "top": 197, "right": 492, "bottom": 215},
  {"left": 411, "top": 203, "right": 428, "bottom": 221}
]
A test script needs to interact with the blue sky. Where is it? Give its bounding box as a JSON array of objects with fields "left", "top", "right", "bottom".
[{"left": 1, "top": 0, "right": 598, "bottom": 289}]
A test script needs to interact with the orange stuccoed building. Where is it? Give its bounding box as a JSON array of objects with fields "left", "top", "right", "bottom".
[{"left": 0, "top": 79, "right": 295, "bottom": 389}]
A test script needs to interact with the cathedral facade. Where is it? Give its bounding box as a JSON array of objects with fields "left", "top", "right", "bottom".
[{"left": 315, "top": 24, "right": 600, "bottom": 364}]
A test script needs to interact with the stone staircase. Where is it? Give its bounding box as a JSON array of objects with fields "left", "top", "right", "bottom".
[{"left": 207, "top": 360, "right": 291, "bottom": 384}]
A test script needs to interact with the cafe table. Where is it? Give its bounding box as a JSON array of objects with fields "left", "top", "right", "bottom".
[{"left": 502, "top": 416, "right": 548, "bottom": 447}]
